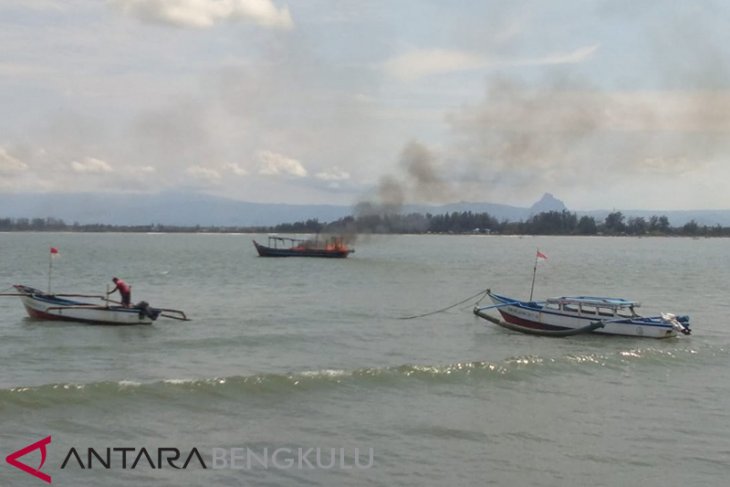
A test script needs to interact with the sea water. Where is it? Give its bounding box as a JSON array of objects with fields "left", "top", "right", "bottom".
[{"left": 1, "top": 233, "right": 729, "bottom": 486}]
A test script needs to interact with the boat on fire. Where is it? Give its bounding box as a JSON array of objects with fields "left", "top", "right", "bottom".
[
  {"left": 474, "top": 290, "right": 690, "bottom": 338},
  {"left": 253, "top": 235, "right": 354, "bottom": 258},
  {"left": 8, "top": 285, "right": 189, "bottom": 325}
]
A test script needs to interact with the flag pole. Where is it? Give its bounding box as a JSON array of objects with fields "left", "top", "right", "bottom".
[
  {"left": 48, "top": 247, "right": 59, "bottom": 293},
  {"left": 48, "top": 249, "right": 53, "bottom": 294},
  {"left": 529, "top": 249, "right": 539, "bottom": 302}
]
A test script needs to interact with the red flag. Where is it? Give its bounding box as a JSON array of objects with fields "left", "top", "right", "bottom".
[
  {"left": 536, "top": 250, "right": 548, "bottom": 260},
  {"left": 50, "top": 247, "right": 59, "bottom": 255}
]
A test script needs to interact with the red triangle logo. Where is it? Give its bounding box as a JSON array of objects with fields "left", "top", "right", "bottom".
[{"left": 6, "top": 436, "right": 52, "bottom": 484}]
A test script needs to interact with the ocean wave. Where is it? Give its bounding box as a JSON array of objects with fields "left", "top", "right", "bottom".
[{"left": 0, "top": 345, "right": 714, "bottom": 406}]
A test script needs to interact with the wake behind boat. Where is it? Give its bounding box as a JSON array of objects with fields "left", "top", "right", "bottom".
[
  {"left": 474, "top": 290, "right": 691, "bottom": 338},
  {"left": 7, "top": 285, "right": 189, "bottom": 325},
  {"left": 253, "top": 235, "right": 354, "bottom": 258}
]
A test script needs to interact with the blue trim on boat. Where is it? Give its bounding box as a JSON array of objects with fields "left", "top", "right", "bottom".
[
  {"left": 30, "top": 294, "right": 82, "bottom": 306},
  {"left": 550, "top": 296, "right": 639, "bottom": 306}
]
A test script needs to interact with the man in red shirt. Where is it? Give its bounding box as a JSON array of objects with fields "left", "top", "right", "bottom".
[{"left": 108, "top": 277, "right": 131, "bottom": 307}]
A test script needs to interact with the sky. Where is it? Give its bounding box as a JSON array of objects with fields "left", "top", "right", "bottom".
[{"left": 1, "top": 0, "right": 730, "bottom": 211}]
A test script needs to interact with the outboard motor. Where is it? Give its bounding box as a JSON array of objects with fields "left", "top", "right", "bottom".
[
  {"left": 135, "top": 301, "right": 162, "bottom": 321},
  {"left": 662, "top": 313, "right": 691, "bottom": 335}
]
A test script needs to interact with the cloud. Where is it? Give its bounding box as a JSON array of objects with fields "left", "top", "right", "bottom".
[
  {"left": 185, "top": 165, "right": 221, "bottom": 182},
  {"left": 224, "top": 162, "right": 249, "bottom": 176},
  {"left": 384, "top": 45, "right": 600, "bottom": 81},
  {"left": 0, "top": 62, "right": 53, "bottom": 78},
  {"left": 0, "top": 0, "right": 67, "bottom": 10},
  {"left": 384, "top": 49, "right": 485, "bottom": 81},
  {"left": 0, "top": 147, "right": 29, "bottom": 174},
  {"left": 112, "top": 0, "right": 293, "bottom": 29},
  {"left": 315, "top": 166, "right": 350, "bottom": 181},
  {"left": 70, "top": 157, "right": 114, "bottom": 173},
  {"left": 131, "top": 165, "right": 157, "bottom": 173},
  {"left": 256, "top": 150, "right": 307, "bottom": 177},
  {"left": 527, "top": 45, "right": 600, "bottom": 66},
  {"left": 637, "top": 156, "right": 698, "bottom": 175}
]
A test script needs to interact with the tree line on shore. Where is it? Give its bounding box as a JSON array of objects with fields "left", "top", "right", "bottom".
[
  {"left": 286, "top": 211, "right": 728, "bottom": 237},
  {"left": 1, "top": 210, "right": 728, "bottom": 236}
]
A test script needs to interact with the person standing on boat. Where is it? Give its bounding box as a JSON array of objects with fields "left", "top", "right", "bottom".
[{"left": 108, "top": 277, "right": 131, "bottom": 307}]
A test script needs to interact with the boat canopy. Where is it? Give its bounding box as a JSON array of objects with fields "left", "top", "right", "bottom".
[
  {"left": 267, "top": 235, "right": 307, "bottom": 243},
  {"left": 547, "top": 296, "right": 640, "bottom": 308}
]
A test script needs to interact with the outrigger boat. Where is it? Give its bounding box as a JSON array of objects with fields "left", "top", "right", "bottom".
[
  {"left": 474, "top": 290, "right": 691, "bottom": 338},
  {"left": 5, "top": 285, "right": 189, "bottom": 325},
  {"left": 253, "top": 235, "right": 354, "bottom": 258}
]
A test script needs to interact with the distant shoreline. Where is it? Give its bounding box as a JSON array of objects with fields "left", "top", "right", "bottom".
[
  {"left": 2, "top": 209, "right": 728, "bottom": 237},
  {"left": 0, "top": 230, "right": 725, "bottom": 238}
]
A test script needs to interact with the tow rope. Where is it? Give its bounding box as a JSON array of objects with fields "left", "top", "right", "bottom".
[{"left": 399, "top": 288, "right": 489, "bottom": 320}]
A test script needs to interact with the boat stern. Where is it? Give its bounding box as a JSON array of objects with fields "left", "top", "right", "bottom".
[{"left": 662, "top": 313, "right": 691, "bottom": 335}]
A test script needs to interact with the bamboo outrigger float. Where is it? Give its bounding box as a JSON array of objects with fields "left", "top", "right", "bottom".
[{"left": 1, "top": 285, "right": 189, "bottom": 325}]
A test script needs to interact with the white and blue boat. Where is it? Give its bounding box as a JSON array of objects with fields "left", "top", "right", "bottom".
[
  {"left": 8, "top": 285, "right": 189, "bottom": 325},
  {"left": 474, "top": 290, "right": 691, "bottom": 338}
]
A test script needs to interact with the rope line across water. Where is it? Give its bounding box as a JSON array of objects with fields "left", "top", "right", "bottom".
[{"left": 399, "top": 288, "right": 489, "bottom": 320}]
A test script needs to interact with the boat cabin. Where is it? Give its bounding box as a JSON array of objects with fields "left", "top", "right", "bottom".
[
  {"left": 544, "top": 296, "right": 640, "bottom": 318},
  {"left": 264, "top": 235, "right": 349, "bottom": 251},
  {"left": 265, "top": 235, "right": 307, "bottom": 249}
]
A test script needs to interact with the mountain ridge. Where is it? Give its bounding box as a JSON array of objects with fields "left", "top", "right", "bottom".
[{"left": 0, "top": 192, "right": 729, "bottom": 227}]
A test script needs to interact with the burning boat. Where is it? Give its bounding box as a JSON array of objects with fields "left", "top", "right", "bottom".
[{"left": 253, "top": 235, "right": 354, "bottom": 258}]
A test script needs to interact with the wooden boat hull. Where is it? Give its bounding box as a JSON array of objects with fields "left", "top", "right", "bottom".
[
  {"left": 483, "top": 292, "right": 687, "bottom": 338},
  {"left": 15, "top": 286, "right": 155, "bottom": 325},
  {"left": 253, "top": 240, "right": 353, "bottom": 258}
]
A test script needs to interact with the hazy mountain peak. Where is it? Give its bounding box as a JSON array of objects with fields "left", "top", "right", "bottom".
[{"left": 530, "top": 193, "right": 567, "bottom": 214}]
